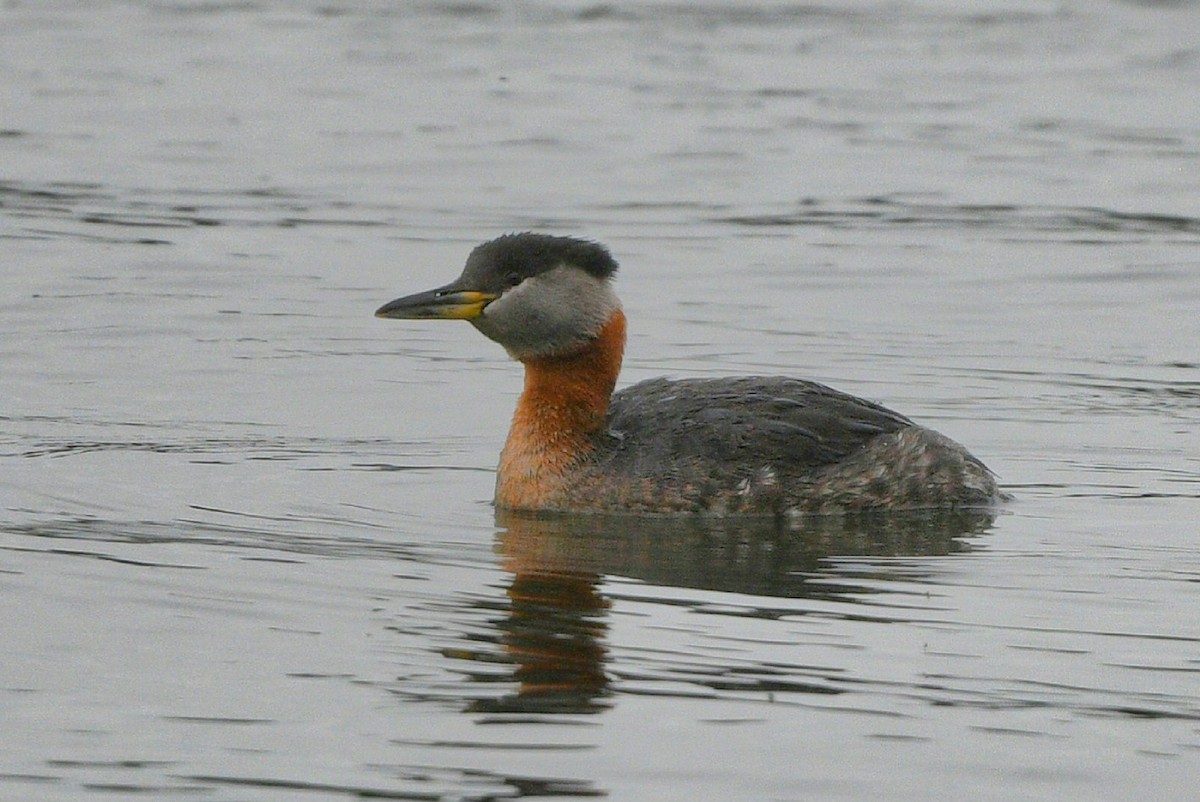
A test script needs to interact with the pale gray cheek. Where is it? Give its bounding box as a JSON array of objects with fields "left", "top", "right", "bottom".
[
  {"left": 471, "top": 271, "right": 620, "bottom": 358},
  {"left": 475, "top": 302, "right": 584, "bottom": 358},
  {"left": 473, "top": 301, "right": 543, "bottom": 351},
  {"left": 478, "top": 299, "right": 523, "bottom": 339}
]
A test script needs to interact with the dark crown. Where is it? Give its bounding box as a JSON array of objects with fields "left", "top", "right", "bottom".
[{"left": 466, "top": 233, "right": 619, "bottom": 285}]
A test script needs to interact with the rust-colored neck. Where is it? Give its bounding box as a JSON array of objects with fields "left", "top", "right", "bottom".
[{"left": 495, "top": 310, "right": 626, "bottom": 510}]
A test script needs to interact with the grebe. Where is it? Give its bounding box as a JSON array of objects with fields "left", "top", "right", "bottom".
[{"left": 376, "top": 233, "right": 1003, "bottom": 515}]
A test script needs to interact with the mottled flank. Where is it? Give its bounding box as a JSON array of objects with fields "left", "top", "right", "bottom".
[{"left": 526, "top": 377, "right": 1004, "bottom": 515}]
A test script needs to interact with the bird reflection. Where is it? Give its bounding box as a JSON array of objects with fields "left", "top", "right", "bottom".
[
  {"left": 459, "top": 508, "right": 997, "bottom": 715},
  {"left": 466, "top": 570, "right": 611, "bottom": 715}
]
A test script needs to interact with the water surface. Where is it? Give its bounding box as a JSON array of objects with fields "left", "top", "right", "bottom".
[{"left": 2, "top": 2, "right": 1199, "bottom": 800}]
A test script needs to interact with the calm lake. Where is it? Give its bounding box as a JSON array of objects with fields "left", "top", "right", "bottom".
[{"left": 2, "top": 1, "right": 1199, "bottom": 800}]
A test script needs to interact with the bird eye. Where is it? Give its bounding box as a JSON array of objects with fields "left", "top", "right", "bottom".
[{"left": 504, "top": 272, "right": 522, "bottom": 288}]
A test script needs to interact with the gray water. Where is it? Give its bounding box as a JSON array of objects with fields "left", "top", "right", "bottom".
[{"left": 3, "top": 1, "right": 1199, "bottom": 800}]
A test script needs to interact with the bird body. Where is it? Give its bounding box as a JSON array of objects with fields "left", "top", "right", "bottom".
[{"left": 376, "top": 234, "right": 1003, "bottom": 515}]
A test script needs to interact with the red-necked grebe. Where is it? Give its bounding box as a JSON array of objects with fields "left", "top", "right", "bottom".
[{"left": 375, "top": 233, "right": 1003, "bottom": 515}]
